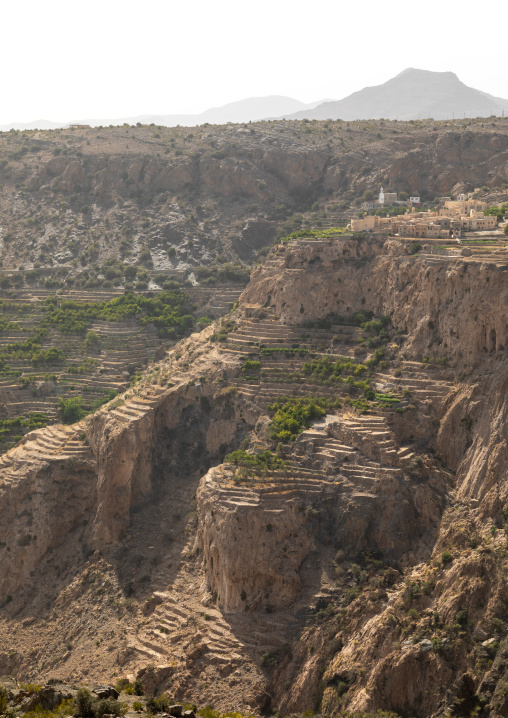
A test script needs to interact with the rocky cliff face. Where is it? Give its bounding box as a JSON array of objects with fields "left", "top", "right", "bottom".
[
  {"left": 242, "top": 237, "right": 508, "bottom": 370},
  {"left": 1, "top": 119, "right": 507, "bottom": 273},
  {"left": 3, "top": 235, "right": 508, "bottom": 716}
]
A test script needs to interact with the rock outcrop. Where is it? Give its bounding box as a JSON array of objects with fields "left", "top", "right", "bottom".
[{"left": 3, "top": 235, "right": 508, "bottom": 715}]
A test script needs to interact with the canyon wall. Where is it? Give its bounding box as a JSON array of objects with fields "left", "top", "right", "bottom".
[{"left": 2, "top": 236, "right": 508, "bottom": 715}]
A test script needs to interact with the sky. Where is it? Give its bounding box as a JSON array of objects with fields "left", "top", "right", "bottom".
[{"left": 1, "top": 0, "right": 507, "bottom": 125}]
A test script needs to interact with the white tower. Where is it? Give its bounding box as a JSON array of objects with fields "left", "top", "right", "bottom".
[{"left": 379, "top": 187, "right": 385, "bottom": 204}]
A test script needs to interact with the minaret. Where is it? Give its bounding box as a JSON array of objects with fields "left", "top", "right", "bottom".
[{"left": 379, "top": 187, "right": 385, "bottom": 204}]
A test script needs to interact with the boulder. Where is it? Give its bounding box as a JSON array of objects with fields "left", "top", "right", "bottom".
[
  {"left": 18, "top": 686, "right": 72, "bottom": 712},
  {"left": 93, "top": 687, "right": 119, "bottom": 700},
  {"left": 34, "top": 381, "right": 56, "bottom": 397}
]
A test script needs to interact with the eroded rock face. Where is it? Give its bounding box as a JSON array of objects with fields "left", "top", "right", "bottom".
[
  {"left": 0, "top": 344, "right": 255, "bottom": 598},
  {"left": 231, "top": 218, "right": 277, "bottom": 261},
  {"left": 241, "top": 237, "right": 508, "bottom": 370},
  {"left": 0, "top": 455, "right": 97, "bottom": 599},
  {"left": 197, "top": 469, "right": 315, "bottom": 612},
  {"left": 5, "top": 237, "right": 508, "bottom": 715}
]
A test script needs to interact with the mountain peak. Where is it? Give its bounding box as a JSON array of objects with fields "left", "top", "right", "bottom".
[
  {"left": 282, "top": 69, "right": 508, "bottom": 122},
  {"left": 394, "top": 67, "right": 458, "bottom": 80}
]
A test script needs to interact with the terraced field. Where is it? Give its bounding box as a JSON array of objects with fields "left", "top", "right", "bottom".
[{"left": 0, "top": 283, "right": 243, "bottom": 452}]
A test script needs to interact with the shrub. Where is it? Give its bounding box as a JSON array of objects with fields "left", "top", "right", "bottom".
[
  {"left": 58, "top": 396, "right": 86, "bottom": 424},
  {"left": 39, "top": 291, "right": 195, "bottom": 340},
  {"left": 114, "top": 679, "right": 130, "bottom": 694},
  {"left": 85, "top": 330, "right": 101, "bottom": 351},
  {"left": 133, "top": 679, "right": 144, "bottom": 696},
  {"left": 145, "top": 695, "right": 168, "bottom": 714},
  {"left": 194, "top": 263, "right": 250, "bottom": 285},
  {"left": 94, "top": 698, "right": 123, "bottom": 718},
  {"left": 124, "top": 265, "right": 138, "bottom": 280},
  {"left": 441, "top": 550, "right": 453, "bottom": 566},
  {"left": 0, "top": 685, "right": 8, "bottom": 713},
  {"left": 266, "top": 398, "right": 329, "bottom": 442},
  {"left": 224, "top": 449, "right": 286, "bottom": 473},
  {"left": 261, "top": 644, "right": 290, "bottom": 668},
  {"left": 75, "top": 688, "right": 94, "bottom": 717},
  {"left": 431, "top": 635, "right": 443, "bottom": 652}
]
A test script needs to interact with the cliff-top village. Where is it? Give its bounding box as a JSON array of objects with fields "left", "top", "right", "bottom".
[{"left": 351, "top": 188, "right": 498, "bottom": 238}]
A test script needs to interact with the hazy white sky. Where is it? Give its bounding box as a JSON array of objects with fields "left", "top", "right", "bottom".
[{"left": 1, "top": 0, "right": 507, "bottom": 124}]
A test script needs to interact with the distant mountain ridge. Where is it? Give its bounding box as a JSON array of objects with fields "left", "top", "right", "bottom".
[
  {"left": 2, "top": 70, "right": 507, "bottom": 130},
  {"left": 282, "top": 69, "right": 508, "bottom": 121},
  {"left": 0, "top": 96, "right": 327, "bottom": 132}
]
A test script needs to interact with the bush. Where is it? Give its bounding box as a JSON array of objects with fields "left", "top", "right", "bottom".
[
  {"left": 145, "top": 695, "right": 168, "bottom": 714},
  {"left": 85, "top": 330, "right": 101, "bottom": 351},
  {"left": 267, "top": 398, "right": 328, "bottom": 443},
  {"left": 441, "top": 550, "right": 453, "bottom": 566},
  {"left": 114, "top": 680, "right": 130, "bottom": 694},
  {"left": 0, "top": 685, "right": 8, "bottom": 713},
  {"left": 224, "top": 449, "right": 286, "bottom": 473},
  {"left": 133, "top": 679, "right": 144, "bottom": 696},
  {"left": 124, "top": 265, "right": 138, "bottom": 280},
  {"left": 94, "top": 698, "right": 123, "bottom": 718},
  {"left": 58, "top": 396, "right": 86, "bottom": 424},
  {"left": 194, "top": 263, "right": 250, "bottom": 285},
  {"left": 261, "top": 644, "right": 290, "bottom": 668},
  {"left": 75, "top": 688, "right": 94, "bottom": 718}
]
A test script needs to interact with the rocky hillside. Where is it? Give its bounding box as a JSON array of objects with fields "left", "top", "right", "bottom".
[
  {"left": 3, "top": 232, "right": 508, "bottom": 716},
  {"left": 1, "top": 117, "right": 508, "bottom": 282}
]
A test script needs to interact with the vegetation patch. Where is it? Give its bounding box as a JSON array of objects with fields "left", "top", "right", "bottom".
[
  {"left": 58, "top": 390, "right": 118, "bottom": 424},
  {"left": 41, "top": 291, "right": 194, "bottom": 339},
  {"left": 224, "top": 449, "right": 287, "bottom": 472},
  {"left": 279, "top": 227, "right": 351, "bottom": 243},
  {"left": 267, "top": 397, "right": 340, "bottom": 442},
  {"left": 194, "top": 263, "right": 250, "bottom": 286}
]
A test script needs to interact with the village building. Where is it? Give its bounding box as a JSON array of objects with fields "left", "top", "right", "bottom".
[
  {"left": 351, "top": 206, "right": 498, "bottom": 237},
  {"left": 379, "top": 187, "right": 398, "bottom": 205},
  {"left": 352, "top": 189, "right": 498, "bottom": 238},
  {"left": 442, "top": 198, "right": 487, "bottom": 214}
]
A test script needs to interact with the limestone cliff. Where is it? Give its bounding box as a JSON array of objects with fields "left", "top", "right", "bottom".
[{"left": 2, "top": 235, "right": 508, "bottom": 716}]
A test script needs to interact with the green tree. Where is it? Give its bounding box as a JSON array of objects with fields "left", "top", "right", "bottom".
[
  {"left": 85, "top": 330, "right": 101, "bottom": 351},
  {"left": 363, "top": 190, "right": 374, "bottom": 201},
  {"left": 58, "top": 396, "right": 86, "bottom": 424},
  {"left": 124, "top": 265, "right": 138, "bottom": 280},
  {"left": 74, "top": 688, "right": 94, "bottom": 717},
  {"left": 398, "top": 191, "right": 409, "bottom": 201}
]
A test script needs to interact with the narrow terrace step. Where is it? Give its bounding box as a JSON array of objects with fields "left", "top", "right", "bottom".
[{"left": 128, "top": 639, "right": 167, "bottom": 661}]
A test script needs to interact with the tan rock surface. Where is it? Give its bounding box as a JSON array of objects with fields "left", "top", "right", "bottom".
[{"left": 3, "top": 237, "right": 508, "bottom": 715}]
